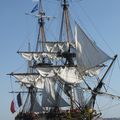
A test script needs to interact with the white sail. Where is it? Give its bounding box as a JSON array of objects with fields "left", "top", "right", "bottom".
[
  {"left": 42, "top": 78, "right": 56, "bottom": 107},
  {"left": 85, "top": 66, "right": 103, "bottom": 76},
  {"left": 46, "top": 42, "right": 68, "bottom": 52},
  {"left": 20, "top": 52, "right": 33, "bottom": 61},
  {"left": 35, "top": 76, "right": 45, "bottom": 89},
  {"left": 75, "top": 23, "right": 111, "bottom": 73},
  {"left": 36, "top": 67, "right": 55, "bottom": 77},
  {"left": 44, "top": 78, "right": 56, "bottom": 100},
  {"left": 18, "top": 51, "right": 62, "bottom": 61},
  {"left": 57, "top": 67, "right": 83, "bottom": 84},
  {"left": 36, "top": 66, "right": 60, "bottom": 77},
  {"left": 13, "top": 74, "right": 44, "bottom": 89},
  {"left": 13, "top": 74, "right": 35, "bottom": 84}
]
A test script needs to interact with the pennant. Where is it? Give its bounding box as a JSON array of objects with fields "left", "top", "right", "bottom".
[
  {"left": 17, "top": 92, "right": 22, "bottom": 107},
  {"left": 31, "top": 4, "right": 38, "bottom": 13},
  {"left": 10, "top": 100, "right": 15, "bottom": 113}
]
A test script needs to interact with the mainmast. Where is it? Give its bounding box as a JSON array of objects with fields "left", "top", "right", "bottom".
[
  {"left": 60, "top": 0, "right": 71, "bottom": 51},
  {"left": 36, "top": 0, "right": 46, "bottom": 52},
  {"left": 61, "top": 0, "right": 74, "bottom": 109}
]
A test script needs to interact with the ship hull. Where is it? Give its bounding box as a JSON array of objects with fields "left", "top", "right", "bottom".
[{"left": 15, "top": 111, "right": 100, "bottom": 120}]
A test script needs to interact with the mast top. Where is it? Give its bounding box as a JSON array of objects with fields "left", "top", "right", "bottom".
[
  {"left": 61, "top": 0, "right": 69, "bottom": 7},
  {"left": 38, "top": 0, "right": 45, "bottom": 15}
]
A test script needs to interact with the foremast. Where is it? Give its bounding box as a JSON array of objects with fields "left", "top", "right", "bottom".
[{"left": 29, "top": 0, "right": 47, "bottom": 112}]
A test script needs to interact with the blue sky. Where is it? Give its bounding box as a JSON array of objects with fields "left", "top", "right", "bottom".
[{"left": 0, "top": 0, "right": 120, "bottom": 119}]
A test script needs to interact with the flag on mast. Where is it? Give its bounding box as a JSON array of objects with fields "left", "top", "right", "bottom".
[
  {"left": 10, "top": 100, "right": 16, "bottom": 113},
  {"left": 17, "top": 92, "right": 22, "bottom": 107},
  {"left": 31, "top": 3, "right": 38, "bottom": 13}
]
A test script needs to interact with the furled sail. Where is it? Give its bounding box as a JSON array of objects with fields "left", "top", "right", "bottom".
[
  {"left": 75, "top": 23, "right": 111, "bottom": 73},
  {"left": 36, "top": 67, "right": 57, "bottom": 77},
  {"left": 56, "top": 67, "right": 83, "bottom": 84},
  {"left": 17, "top": 51, "right": 62, "bottom": 62},
  {"left": 45, "top": 41, "right": 68, "bottom": 52},
  {"left": 11, "top": 73, "right": 44, "bottom": 89},
  {"left": 18, "top": 41, "right": 75, "bottom": 62}
]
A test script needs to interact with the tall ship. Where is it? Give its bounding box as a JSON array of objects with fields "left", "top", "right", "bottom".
[{"left": 8, "top": 0, "right": 120, "bottom": 120}]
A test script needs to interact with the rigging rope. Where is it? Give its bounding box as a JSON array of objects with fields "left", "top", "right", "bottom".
[
  {"left": 10, "top": 62, "right": 28, "bottom": 73},
  {"left": 95, "top": 99, "right": 102, "bottom": 115},
  {"left": 117, "top": 57, "right": 120, "bottom": 71},
  {"left": 72, "top": 1, "right": 115, "bottom": 55},
  {"left": 10, "top": 76, "right": 15, "bottom": 99},
  {"left": 104, "top": 60, "right": 120, "bottom": 95},
  {"left": 105, "top": 61, "right": 115, "bottom": 91},
  {"left": 79, "top": 5, "right": 115, "bottom": 55}
]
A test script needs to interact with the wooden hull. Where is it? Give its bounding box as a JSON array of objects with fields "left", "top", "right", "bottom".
[{"left": 15, "top": 111, "right": 101, "bottom": 120}]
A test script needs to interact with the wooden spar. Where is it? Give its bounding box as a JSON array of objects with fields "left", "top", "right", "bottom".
[
  {"left": 7, "top": 72, "right": 39, "bottom": 76},
  {"left": 39, "top": 0, "right": 45, "bottom": 52},
  {"left": 9, "top": 90, "right": 43, "bottom": 93},
  {"left": 94, "top": 55, "right": 117, "bottom": 93},
  {"left": 36, "top": 0, "right": 46, "bottom": 52},
  {"left": 99, "top": 54, "right": 117, "bottom": 84},
  {"left": 62, "top": 0, "right": 74, "bottom": 109},
  {"left": 63, "top": 0, "right": 70, "bottom": 51},
  {"left": 29, "top": 86, "right": 34, "bottom": 112}
]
